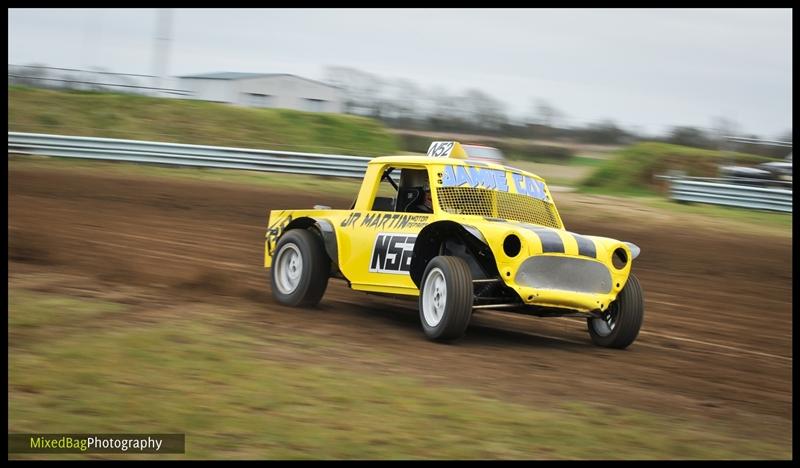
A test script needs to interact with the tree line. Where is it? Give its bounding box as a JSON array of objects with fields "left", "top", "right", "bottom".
[{"left": 324, "top": 66, "right": 791, "bottom": 157}]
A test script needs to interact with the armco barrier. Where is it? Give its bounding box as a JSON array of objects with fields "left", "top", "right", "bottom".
[
  {"left": 9, "top": 132, "right": 792, "bottom": 213},
  {"left": 668, "top": 177, "right": 792, "bottom": 213},
  {"left": 8, "top": 132, "right": 373, "bottom": 179}
]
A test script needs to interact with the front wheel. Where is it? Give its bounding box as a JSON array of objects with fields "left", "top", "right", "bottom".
[
  {"left": 418, "top": 256, "right": 473, "bottom": 342},
  {"left": 587, "top": 274, "right": 644, "bottom": 349}
]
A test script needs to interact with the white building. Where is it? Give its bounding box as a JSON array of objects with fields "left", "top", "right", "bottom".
[{"left": 176, "top": 72, "right": 345, "bottom": 113}]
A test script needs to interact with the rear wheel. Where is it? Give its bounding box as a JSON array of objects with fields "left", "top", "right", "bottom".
[
  {"left": 587, "top": 274, "right": 644, "bottom": 349},
  {"left": 271, "top": 229, "right": 330, "bottom": 307},
  {"left": 419, "top": 256, "right": 473, "bottom": 342}
]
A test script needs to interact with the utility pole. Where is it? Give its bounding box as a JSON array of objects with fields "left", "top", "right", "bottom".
[
  {"left": 81, "top": 11, "right": 94, "bottom": 91},
  {"left": 152, "top": 8, "right": 173, "bottom": 97}
]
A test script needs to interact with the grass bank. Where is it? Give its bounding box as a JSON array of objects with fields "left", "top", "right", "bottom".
[
  {"left": 580, "top": 142, "right": 773, "bottom": 195},
  {"left": 8, "top": 86, "right": 398, "bottom": 156}
]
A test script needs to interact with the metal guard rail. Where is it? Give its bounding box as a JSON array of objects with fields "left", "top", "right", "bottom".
[
  {"left": 8, "top": 132, "right": 792, "bottom": 213},
  {"left": 8, "top": 132, "right": 374, "bottom": 179},
  {"left": 668, "top": 178, "right": 792, "bottom": 213}
]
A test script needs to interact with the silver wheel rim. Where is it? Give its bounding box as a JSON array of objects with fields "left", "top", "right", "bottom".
[
  {"left": 422, "top": 268, "right": 447, "bottom": 327},
  {"left": 275, "top": 243, "right": 303, "bottom": 294},
  {"left": 591, "top": 304, "right": 618, "bottom": 337}
]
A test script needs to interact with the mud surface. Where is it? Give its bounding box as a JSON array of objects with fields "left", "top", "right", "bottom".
[{"left": 8, "top": 165, "right": 793, "bottom": 444}]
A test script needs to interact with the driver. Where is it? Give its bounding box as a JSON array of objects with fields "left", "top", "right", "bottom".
[
  {"left": 414, "top": 185, "right": 433, "bottom": 213},
  {"left": 401, "top": 169, "right": 434, "bottom": 213}
]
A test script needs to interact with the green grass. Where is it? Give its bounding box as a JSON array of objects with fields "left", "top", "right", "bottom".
[
  {"left": 581, "top": 142, "right": 773, "bottom": 194},
  {"left": 8, "top": 290, "right": 126, "bottom": 329},
  {"left": 569, "top": 155, "right": 607, "bottom": 167},
  {"left": 9, "top": 86, "right": 399, "bottom": 156},
  {"left": 573, "top": 143, "right": 792, "bottom": 232},
  {"left": 9, "top": 290, "right": 790, "bottom": 459}
]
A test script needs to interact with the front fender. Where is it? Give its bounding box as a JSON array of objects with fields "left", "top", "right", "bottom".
[
  {"left": 466, "top": 222, "right": 641, "bottom": 311},
  {"left": 410, "top": 220, "right": 497, "bottom": 287}
]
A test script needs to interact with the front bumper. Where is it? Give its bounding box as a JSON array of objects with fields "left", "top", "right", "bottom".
[{"left": 504, "top": 255, "right": 626, "bottom": 313}]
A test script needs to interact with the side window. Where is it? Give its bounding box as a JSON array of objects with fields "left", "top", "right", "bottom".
[
  {"left": 369, "top": 166, "right": 433, "bottom": 213},
  {"left": 371, "top": 166, "right": 400, "bottom": 211}
]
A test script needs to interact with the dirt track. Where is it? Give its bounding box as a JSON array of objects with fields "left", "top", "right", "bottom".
[{"left": 8, "top": 164, "right": 793, "bottom": 445}]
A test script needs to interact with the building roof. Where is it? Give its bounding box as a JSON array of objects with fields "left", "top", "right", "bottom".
[{"left": 176, "top": 72, "right": 341, "bottom": 89}]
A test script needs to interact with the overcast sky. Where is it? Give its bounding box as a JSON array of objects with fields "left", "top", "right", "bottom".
[{"left": 8, "top": 8, "right": 793, "bottom": 137}]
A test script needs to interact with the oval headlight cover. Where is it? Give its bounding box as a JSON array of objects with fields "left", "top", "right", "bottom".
[{"left": 624, "top": 242, "right": 641, "bottom": 260}]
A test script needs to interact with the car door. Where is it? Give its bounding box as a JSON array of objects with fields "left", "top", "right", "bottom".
[{"left": 337, "top": 163, "right": 434, "bottom": 295}]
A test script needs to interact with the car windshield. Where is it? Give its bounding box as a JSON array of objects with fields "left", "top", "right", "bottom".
[{"left": 434, "top": 164, "right": 563, "bottom": 229}]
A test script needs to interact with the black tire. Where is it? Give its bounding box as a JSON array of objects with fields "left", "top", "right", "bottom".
[
  {"left": 418, "top": 256, "right": 473, "bottom": 342},
  {"left": 270, "top": 229, "right": 331, "bottom": 307},
  {"left": 587, "top": 274, "right": 644, "bottom": 349}
]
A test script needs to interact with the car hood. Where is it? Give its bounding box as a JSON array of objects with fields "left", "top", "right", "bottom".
[{"left": 468, "top": 218, "right": 640, "bottom": 262}]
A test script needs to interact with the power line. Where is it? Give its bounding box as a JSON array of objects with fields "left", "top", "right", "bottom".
[
  {"left": 9, "top": 64, "right": 156, "bottom": 78},
  {"left": 7, "top": 74, "right": 191, "bottom": 95}
]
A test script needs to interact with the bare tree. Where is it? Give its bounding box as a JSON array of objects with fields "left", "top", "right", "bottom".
[
  {"left": 429, "top": 86, "right": 458, "bottom": 120},
  {"left": 531, "top": 98, "right": 565, "bottom": 128},
  {"left": 711, "top": 116, "right": 740, "bottom": 144},
  {"left": 10, "top": 63, "right": 51, "bottom": 88},
  {"left": 324, "top": 66, "right": 384, "bottom": 116},
  {"left": 668, "top": 126, "right": 715, "bottom": 149},
  {"left": 324, "top": 66, "right": 360, "bottom": 114},
  {"left": 776, "top": 129, "right": 792, "bottom": 143},
  {"left": 461, "top": 88, "right": 507, "bottom": 130},
  {"left": 388, "top": 78, "right": 421, "bottom": 120}
]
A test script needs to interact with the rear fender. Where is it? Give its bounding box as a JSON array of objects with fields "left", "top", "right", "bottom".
[{"left": 272, "top": 216, "right": 340, "bottom": 271}]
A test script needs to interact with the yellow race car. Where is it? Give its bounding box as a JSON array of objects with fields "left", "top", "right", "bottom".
[{"left": 265, "top": 141, "right": 644, "bottom": 348}]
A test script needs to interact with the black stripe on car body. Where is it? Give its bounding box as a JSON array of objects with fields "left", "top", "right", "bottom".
[
  {"left": 570, "top": 233, "right": 597, "bottom": 258},
  {"left": 495, "top": 220, "right": 597, "bottom": 258},
  {"left": 518, "top": 223, "right": 565, "bottom": 254}
]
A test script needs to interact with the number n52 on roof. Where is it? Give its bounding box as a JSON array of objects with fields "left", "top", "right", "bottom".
[{"left": 427, "top": 141, "right": 466, "bottom": 158}]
